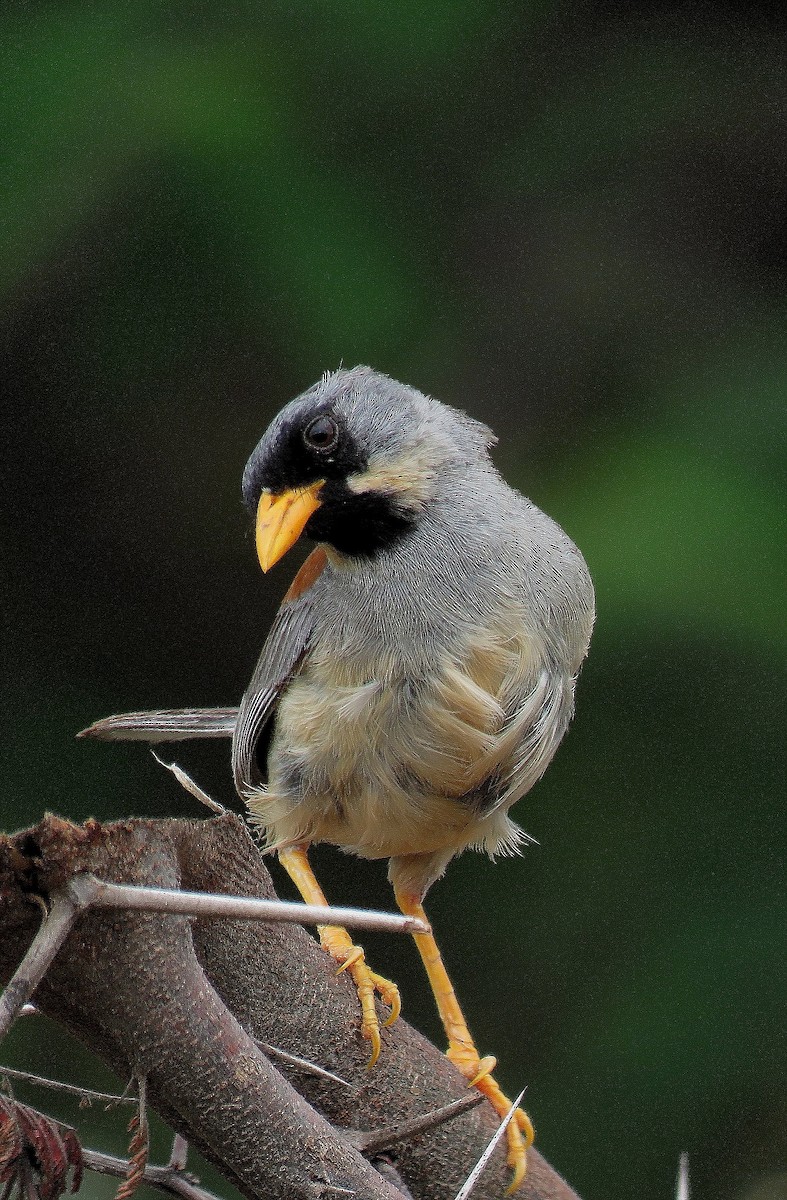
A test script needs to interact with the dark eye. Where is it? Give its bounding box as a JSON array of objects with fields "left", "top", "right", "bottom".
[{"left": 303, "top": 415, "right": 339, "bottom": 452}]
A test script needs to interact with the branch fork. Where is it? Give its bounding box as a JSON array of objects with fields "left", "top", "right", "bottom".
[{"left": 0, "top": 812, "right": 580, "bottom": 1200}]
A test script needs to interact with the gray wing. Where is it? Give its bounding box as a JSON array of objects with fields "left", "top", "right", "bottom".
[
  {"left": 474, "top": 666, "right": 578, "bottom": 817},
  {"left": 493, "top": 669, "right": 577, "bottom": 812},
  {"left": 231, "top": 548, "right": 326, "bottom": 798},
  {"left": 77, "top": 708, "right": 238, "bottom": 741}
]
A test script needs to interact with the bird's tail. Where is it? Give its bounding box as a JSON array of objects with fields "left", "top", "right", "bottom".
[{"left": 77, "top": 708, "right": 238, "bottom": 742}]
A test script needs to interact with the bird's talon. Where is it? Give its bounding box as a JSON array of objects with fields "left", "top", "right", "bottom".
[
  {"left": 468, "top": 1054, "right": 497, "bottom": 1086},
  {"left": 503, "top": 1115, "right": 530, "bottom": 1193},
  {"left": 516, "top": 1107, "right": 535, "bottom": 1147},
  {"left": 455, "top": 1057, "right": 532, "bottom": 1191},
  {"left": 504, "top": 1154, "right": 527, "bottom": 1196},
  {"left": 369, "top": 972, "right": 401, "bottom": 1026},
  {"left": 362, "top": 1024, "right": 382, "bottom": 1069},
  {"left": 336, "top": 945, "right": 365, "bottom": 974},
  {"left": 318, "top": 931, "right": 400, "bottom": 1065}
]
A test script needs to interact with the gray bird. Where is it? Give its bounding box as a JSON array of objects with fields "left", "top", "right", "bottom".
[{"left": 81, "top": 366, "right": 594, "bottom": 1189}]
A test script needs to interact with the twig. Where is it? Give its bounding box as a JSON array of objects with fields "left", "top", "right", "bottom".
[
  {"left": 82, "top": 1148, "right": 220, "bottom": 1200},
  {"left": 65, "top": 874, "right": 429, "bottom": 935},
  {"left": 350, "top": 1092, "right": 484, "bottom": 1155},
  {"left": 151, "top": 755, "right": 227, "bottom": 816},
  {"left": 168, "top": 1135, "right": 189, "bottom": 1172},
  {"left": 453, "top": 1089, "right": 527, "bottom": 1200},
  {"left": 255, "top": 1041, "right": 351, "bottom": 1088},
  {"left": 0, "top": 1065, "right": 135, "bottom": 1106},
  {"left": 0, "top": 892, "right": 80, "bottom": 1040}
]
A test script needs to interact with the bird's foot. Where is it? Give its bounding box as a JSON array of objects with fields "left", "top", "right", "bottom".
[
  {"left": 447, "top": 1043, "right": 534, "bottom": 1193},
  {"left": 318, "top": 925, "right": 401, "bottom": 1067}
]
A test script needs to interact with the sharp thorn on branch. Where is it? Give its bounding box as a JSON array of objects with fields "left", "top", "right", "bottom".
[
  {"left": 168, "top": 1134, "right": 189, "bottom": 1172},
  {"left": 348, "top": 1091, "right": 484, "bottom": 1156},
  {"left": 676, "top": 1152, "right": 689, "bottom": 1200},
  {"left": 62, "top": 874, "right": 428, "bottom": 935},
  {"left": 453, "top": 1088, "right": 527, "bottom": 1200},
  {"left": 255, "top": 1040, "right": 352, "bottom": 1088}
]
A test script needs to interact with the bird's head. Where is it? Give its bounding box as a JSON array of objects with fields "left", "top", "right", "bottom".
[{"left": 242, "top": 366, "right": 496, "bottom": 570}]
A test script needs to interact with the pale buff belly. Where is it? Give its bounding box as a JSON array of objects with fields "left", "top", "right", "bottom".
[{"left": 246, "top": 626, "right": 544, "bottom": 860}]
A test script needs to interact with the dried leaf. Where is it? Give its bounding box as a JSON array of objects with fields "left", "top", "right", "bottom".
[
  {"left": 114, "top": 1099, "right": 148, "bottom": 1200},
  {"left": 0, "top": 1098, "right": 83, "bottom": 1200}
]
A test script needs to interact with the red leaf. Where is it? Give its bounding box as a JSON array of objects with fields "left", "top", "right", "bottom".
[{"left": 0, "top": 1099, "right": 84, "bottom": 1199}]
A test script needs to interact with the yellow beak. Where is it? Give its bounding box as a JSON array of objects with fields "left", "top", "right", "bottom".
[{"left": 255, "top": 481, "right": 324, "bottom": 572}]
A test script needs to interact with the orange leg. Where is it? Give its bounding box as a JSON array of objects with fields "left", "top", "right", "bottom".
[
  {"left": 278, "top": 846, "right": 401, "bottom": 1067},
  {"left": 395, "top": 889, "right": 534, "bottom": 1192}
]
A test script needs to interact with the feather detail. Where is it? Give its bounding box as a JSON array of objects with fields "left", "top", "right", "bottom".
[{"left": 232, "top": 547, "right": 326, "bottom": 797}]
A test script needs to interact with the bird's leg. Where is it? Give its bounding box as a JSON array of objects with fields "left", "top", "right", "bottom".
[
  {"left": 278, "top": 846, "right": 401, "bottom": 1067},
  {"left": 395, "top": 889, "right": 534, "bottom": 1192}
]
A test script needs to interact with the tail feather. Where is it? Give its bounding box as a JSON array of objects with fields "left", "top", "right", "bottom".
[{"left": 77, "top": 707, "right": 238, "bottom": 742}]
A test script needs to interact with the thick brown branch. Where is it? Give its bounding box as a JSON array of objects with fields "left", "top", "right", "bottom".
[{"left": 0, "top": 814, "right": 581, "bottom": 1200}]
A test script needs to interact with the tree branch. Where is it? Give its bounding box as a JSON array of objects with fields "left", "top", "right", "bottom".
[
  {"left": 82, "top": 1146, "right": 219, "bottom": 1200},
  {"left": 0, "top": 1064, "right": 135, "bottom": 1106},
  {"left": 64, "top": 874, "right": 428, "bottom": 935},
  {"left": 0, "top": 892, "right": 79, "bottom": 1040},
  {"left": 0, "top": 813, "right": 581, "bottom": 1200}
]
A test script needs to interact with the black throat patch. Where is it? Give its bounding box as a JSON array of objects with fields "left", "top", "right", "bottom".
[
  {"left": 306, "top": 479, "right": 416, "bottom": 558},
  {"left": 244, "top": 405, "right": 419, "bottom": 559}
]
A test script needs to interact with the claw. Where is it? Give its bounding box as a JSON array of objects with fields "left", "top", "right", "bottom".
[
  {"left": 503, "top": 1108, "right": 535, "bottom": 1193},
  {"left": 276, "top": 849, "right": 401, "bottom": 1069},
  {"left": 472, "top": 1068, "right": 533, "bottom": 1191},
  {"left": 336, "top": 945, "right": 365, "bottom": 974},
  {"left": 319, "top": 930, "right": 401, "bottom": 1066},
  {"left": 516, "top": 1106, "right": 535, "bottom": 1148},
  {"left": 371, "top": 971, "right": 401, "bottom": 1026},
  {"left": 361, "top": 1017, "right": 382, "bottom": 1069},
  {"left": 469, "top": 1054, "right": 497, "bottom": 1086},
  {"left": 504, "top": 1139, "right": 527, "bottom": 1196},
  {"left": 445, "top": 1044, "right": 532, "bottom": 1189},
  {"left": 382, "top": 1001, "right": 400, "bottom": 1028}
]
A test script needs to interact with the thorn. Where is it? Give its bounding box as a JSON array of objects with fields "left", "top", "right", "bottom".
[{"left": 349, "top": 1092, "right": 484, "bottom": 1156}]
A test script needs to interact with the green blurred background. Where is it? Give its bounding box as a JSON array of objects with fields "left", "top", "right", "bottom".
[{"left": 2, "top": 3, "right": 785, "bottom": 1199}]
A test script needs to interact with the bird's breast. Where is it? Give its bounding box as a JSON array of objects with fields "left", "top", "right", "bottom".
[{"left": 251, "top": 616, "right": 544, "bottom": 860}]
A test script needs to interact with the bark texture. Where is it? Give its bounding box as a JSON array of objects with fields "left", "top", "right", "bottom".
[{"left": 0, "top": 813, "right": 580, "bottom": 1200}]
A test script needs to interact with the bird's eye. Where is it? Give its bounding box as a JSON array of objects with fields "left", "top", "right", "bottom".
[{"left": 303, "top": 415, "right": 339, "bottom": 452}]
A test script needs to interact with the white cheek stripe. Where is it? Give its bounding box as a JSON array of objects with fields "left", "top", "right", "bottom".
[{"left": 346, "top": 451, "right": 435, "bottom": 509}]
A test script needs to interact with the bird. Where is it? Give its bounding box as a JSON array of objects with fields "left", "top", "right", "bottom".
[{"left": 81, "top": 366, "right": 595, "bottom": 1190}]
